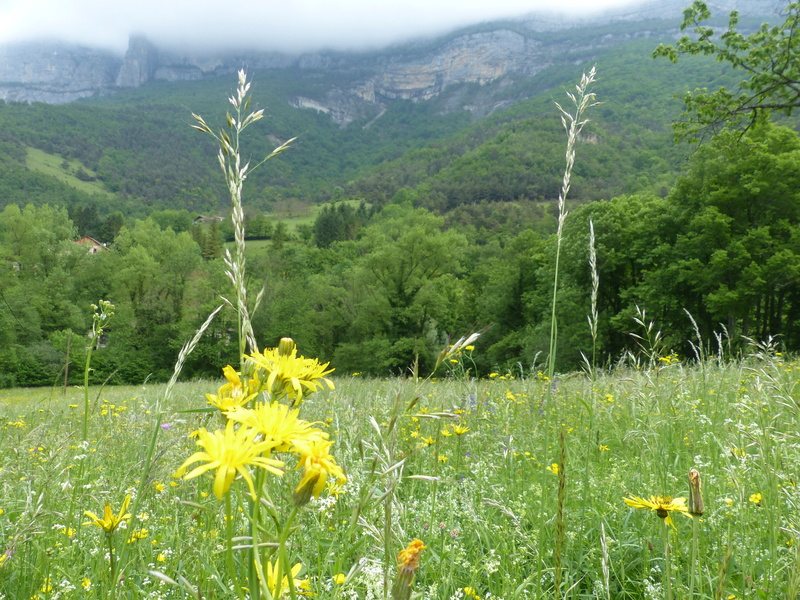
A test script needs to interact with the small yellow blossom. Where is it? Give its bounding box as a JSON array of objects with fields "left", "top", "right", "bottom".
[
  {"left": 392, "top": 539, "right": 426, "bottom": 600},
  {"left": 225, "top": 401, "right": 328, "bottom": 452},
  {"left": 263, "top": 560, "right": 311, "bottom": 598},
  {"left": 293, "top": 439, "right": 346, "bottom": 505},
  {"left": 247, "top": 339, "right": 334, "bottom": 405},
  {"left": 749, "top": 492, "right": 763, "bottom": 505},
  {"left": 83, "top": 494, "right": 132, "bottom": 534}
]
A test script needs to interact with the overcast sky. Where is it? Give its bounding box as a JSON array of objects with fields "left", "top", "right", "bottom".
[{"left": 0, "top": 0, "right": 642, "bottom": 54}]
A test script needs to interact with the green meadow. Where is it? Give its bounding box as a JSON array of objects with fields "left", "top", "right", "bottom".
[
  {"left": 0, "top": 349, "right": 798, "bottom": 599},
  {"left": 25, "top": 148, "right": 114, "bottom": 200}
]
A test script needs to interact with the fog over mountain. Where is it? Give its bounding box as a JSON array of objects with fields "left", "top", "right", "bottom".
[
  {"left": 0, "top": 0, "right": 785, "bottom": 107},
  {"left": 0, "top": 0, "right": 643, "bottom": 53}
]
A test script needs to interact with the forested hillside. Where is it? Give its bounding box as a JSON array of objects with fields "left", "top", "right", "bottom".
[{"left": 2, "top": 2, "right": 800, "bottom": 385}]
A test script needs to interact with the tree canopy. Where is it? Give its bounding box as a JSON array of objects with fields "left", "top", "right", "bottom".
[{"left": 654, "top": 1, "right": 800, "bottom": 141}]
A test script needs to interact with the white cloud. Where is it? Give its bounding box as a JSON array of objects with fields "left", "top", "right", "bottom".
[{"left": 0, "top": 0, "right": 641, "bottom": 53}]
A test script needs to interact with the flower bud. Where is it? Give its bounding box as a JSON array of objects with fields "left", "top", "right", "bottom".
[
  {"left": 688, "top": 468, "right": 704, "bottom": 516},
  {"left": 278, "top": 337, "right": 296, "bottom": 356},
  {"left": 391, "top": 539, "right": 426, "bottom": 600}
]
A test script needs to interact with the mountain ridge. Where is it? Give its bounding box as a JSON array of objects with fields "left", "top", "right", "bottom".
[{"left": 0, "top": 0, "right": 783, "bottom": 122}]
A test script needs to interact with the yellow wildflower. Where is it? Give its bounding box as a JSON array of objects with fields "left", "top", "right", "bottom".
[
  {"left": 293, "top": 439, "right": 346, "bottom": 505},
  {"left": 263, "top": 560, "right": 311, "bottom": 598},
  {"left": 225, "top": 401, "right": 328, "bottom": 452},
  {"left": 83, "top": 494, "right": 132, "bottom": 534},
  {"left": 206, "top": 365, "right": 259, "bottom": 412},
  {"left": 175, "top": 420, "right": 284, "bottom": 499},
  {"left": 247, "top": 339, "right": 334, "bottom": 405},
  {"left": 623, "top": 495, "right": 691, "bottom": 529},
  {"left": 392, "top": 539, "right": 426, "bottom": 600}
]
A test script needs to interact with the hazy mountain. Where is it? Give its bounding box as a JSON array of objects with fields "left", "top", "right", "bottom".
[{"left": 0, "top": 0, "right": 783, "bottom": 123}]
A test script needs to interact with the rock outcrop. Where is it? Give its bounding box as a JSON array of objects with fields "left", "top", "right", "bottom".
[
  {"left": 0, "top": 41, "right": 120, "bottom": 103},
  {"left": 116, "top": 35, "right": 159, "bottom": 88}
]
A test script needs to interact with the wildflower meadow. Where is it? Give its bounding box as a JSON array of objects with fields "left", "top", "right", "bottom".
[{"left": 2, "top": 70, "right": 800, "bottom": 600}]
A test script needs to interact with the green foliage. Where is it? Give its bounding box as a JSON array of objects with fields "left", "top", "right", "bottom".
[
  {"left": 654, "top": 1, "right": 800, "bottom": 140},
  {"left": 312, "top": 202, "right": 371, "bottom": 248}
]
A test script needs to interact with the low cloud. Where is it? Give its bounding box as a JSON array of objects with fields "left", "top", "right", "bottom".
[{"left": 0, "top": 0, "right": 640, "bottom": 54}]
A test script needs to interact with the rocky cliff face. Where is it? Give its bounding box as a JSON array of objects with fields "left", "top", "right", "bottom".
[
  {"left": 0, "top": 42, "right": 120, "bottom": 103},
  {"left": 0, "top": 0, "right": 781, "bottom": 121},
  {"left": 116, "top": 35, "right": 159, "bottom": 88}
]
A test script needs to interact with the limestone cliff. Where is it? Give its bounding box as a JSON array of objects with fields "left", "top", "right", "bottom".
[
  {"left": 0, "top": 0, "right": 782, "bottom": 120},
  {"left": 116, "top": 35, "right": 159, "bottom": 88},
  {"left": 0, "top": 41, "right": 120, "bottom": 103}
]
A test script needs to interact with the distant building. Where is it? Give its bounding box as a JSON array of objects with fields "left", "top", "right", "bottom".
[
  {"left": 75, "top": 236, "right": 108, "bottom": 254},
  {"left": 193, "top": 215, "right": 225, "bottom": 224}
]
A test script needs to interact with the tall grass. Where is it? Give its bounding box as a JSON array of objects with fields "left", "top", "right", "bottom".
[{"left": 1, "top": 353, "right": 799, "bottom": 598}]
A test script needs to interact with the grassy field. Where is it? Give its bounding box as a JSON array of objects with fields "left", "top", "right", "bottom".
[
  {"left": 25, "top": 147, "right": 115, "bottom": 199},
  {"left": 1, "top": 348, "right": 798, "bottom": 600}
]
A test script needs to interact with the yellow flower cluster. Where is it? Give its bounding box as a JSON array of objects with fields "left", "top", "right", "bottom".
[
  {"left": 247, "top": 338, "right": 334, "bottom": 406},
  {"left": 177, "top": 339, "right": 345, "bottom": 502},
  {"left": 205, "top": 338, "right": 335, "bottom": 413}
]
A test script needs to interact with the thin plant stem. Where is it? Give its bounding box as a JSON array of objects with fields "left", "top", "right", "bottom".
[
  {"left": 278, "top": 507, "right": 300, "bottom": 600},
  {"left": 663, "top": 519, "right": 673, "bottom": 600},
  {"left": 81, "top": 342, "right": 94, "bottom": 442},
  {"left": 690, "top": 516, "right": 700, "bottom": 599},
  {"left": 250, "top": 470, "right": 266, "bottom": 600},
  {"left": 226, "top": 492, "right": 246, "bottom": 600},
  {"left": 107, "top": 535, "right": 116, "bottom": 600}
]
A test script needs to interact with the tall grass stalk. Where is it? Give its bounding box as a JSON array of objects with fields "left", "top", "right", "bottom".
[
  {"left": 586, "top": 219, "right": 600, "bottom": 379},
  {"left": 538, "top": 67, "right": 596, "bottom": 600},
  {"left": 190, "top": 70, "right": 294, "bottom": 365},
  {"left": 547, "top": 67, "right": 597, "bottom": 383}
]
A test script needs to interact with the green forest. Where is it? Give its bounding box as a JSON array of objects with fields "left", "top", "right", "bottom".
[{"left": 2, "top": 2, "right": 800, "bottom": 386}]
